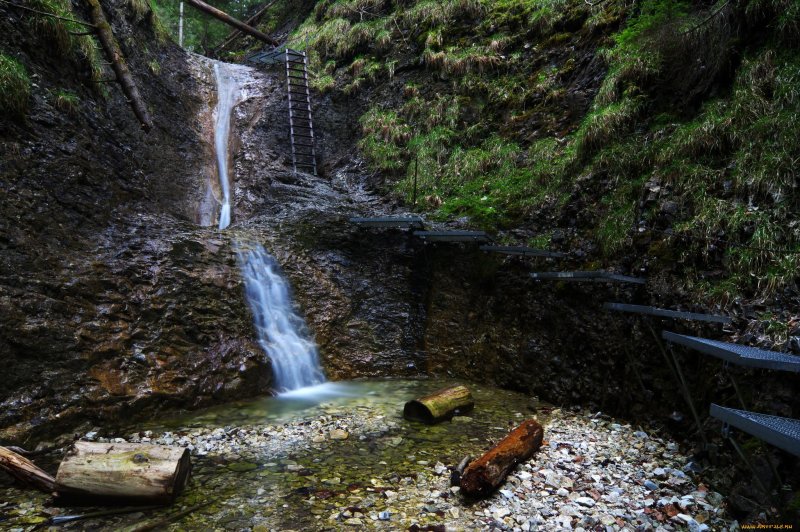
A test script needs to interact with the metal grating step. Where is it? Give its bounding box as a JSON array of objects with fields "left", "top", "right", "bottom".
[
  {"left": 710, "top": 404, "right": 800, "bottom": 456},
  {"left": 480, "top": 245, "right": 566, "bottom": 258},
  {"left": 663, "top": 332, "right": 800, "bottom": 372},
  {"left": 529, "top": 271, "right": 646, "bottom": 284},
  {"left": 413, "top": 230, "right": 490, "bottom": 243},
  {"left": 605, "top": 303, "right": 731, "bottom": 324},
  {"left": 350, "top": 216, "right": 425, "bottom": 229}
]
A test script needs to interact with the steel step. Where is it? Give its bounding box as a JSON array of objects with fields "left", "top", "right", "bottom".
[
  {"left": 663, "top": 332, "right": 800, "bottom": 372},
  {"left": 711, "top": 404, "right": 800, "bottom": 456},
  {"left": 529, "top": 271, "right": 646, "bottom": 284},
  {"left": 605, "top": 303, "right": 731, "bottom": 324}
]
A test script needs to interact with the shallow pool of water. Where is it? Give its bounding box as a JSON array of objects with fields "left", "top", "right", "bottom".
[{"left": 1, "top": 379, "right": 546, "bottom": 530}]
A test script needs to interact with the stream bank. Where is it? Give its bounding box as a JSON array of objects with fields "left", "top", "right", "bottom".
[{"left": 0, "top": 379, "right": 735, "bottom": 530}]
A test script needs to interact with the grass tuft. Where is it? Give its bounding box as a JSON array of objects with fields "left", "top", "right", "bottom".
[{"left": 0, "top": 54, "right": 30, "bottom": 118}]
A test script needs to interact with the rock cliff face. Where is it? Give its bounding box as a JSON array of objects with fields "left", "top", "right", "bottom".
[{"left": 0, "top": 1, "right": 271, "bottom": 440}]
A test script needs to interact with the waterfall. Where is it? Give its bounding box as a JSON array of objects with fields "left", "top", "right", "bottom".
[
  {"left": 237, "top": 244, "right": 326, "bottom": 392},
  {"left": 213, "top": 62, "right": 248, "bottom": 230}
]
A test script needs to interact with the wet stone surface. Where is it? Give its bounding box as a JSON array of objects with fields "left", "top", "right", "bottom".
[{"left": 0, "top": 379, "right": 735, "bottom": 531}]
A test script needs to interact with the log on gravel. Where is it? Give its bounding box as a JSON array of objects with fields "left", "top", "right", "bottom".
[
  {"left": 0, "top": 445, "right": 57, "bottom": 493},
  {"left": 460, "top": 419, "right": 544, "bottom": 498},
  {"left": 55, "top": 442, "right": 191, "bottom": 504},
  {"left": 403, "top": 385, "right": 474, "bottom": 424}
]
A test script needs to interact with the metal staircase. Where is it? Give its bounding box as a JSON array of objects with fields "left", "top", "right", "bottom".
[{"left": 284, "top": 49, "right": 316, "bottom": 175}]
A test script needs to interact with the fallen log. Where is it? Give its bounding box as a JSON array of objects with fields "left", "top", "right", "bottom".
[
  {"left": 55, "top": 441, "right": 191, "bottom": 504},
  {"left": 184, "top": 0, "right": 277, "bottom": 46},
  {"left": 84, "top": 0, "right": 153, "bottom": 132},
  {"left": 0, "top": 445, "right": 57, "bottom": 493},
  {"left": 460, "top": 419, "right": 544, "bottom": 498},
  {"left": 213, "top": 0, "right": 279, "bottom": 55},
  {"left": 403, "top": 385, "right": 474, "bottom": 424}
]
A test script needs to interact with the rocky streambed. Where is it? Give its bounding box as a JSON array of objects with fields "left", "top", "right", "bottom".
[{"left": 0, "top": 379, "right": 736, "bottom": 531}]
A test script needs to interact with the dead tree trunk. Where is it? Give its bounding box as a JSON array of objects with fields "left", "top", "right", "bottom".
[
  {"left": 214, "top": 0, "right": 279, "bottom": 55},
  {"left": 184, "top": 0, "right": 277, "bottom": 46},
  {"left": 55, "top": 442, "right": 191, "bottom": 504},
  {"left": 403, "top": 385, "right": 474, "bottom": 424},
  {"left": 85, "top": 0, "right": 153, "bottom": 132},
  {"left": 0, "top": 446, "right": 57, "bottom": 493},
  {"left": 460, "top": 419, "right": 544, "bottom": 498}
]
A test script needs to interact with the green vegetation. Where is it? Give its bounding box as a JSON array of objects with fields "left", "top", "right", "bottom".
[
  {"left": 54, "top": 89, "right": 80, "bottom": 114},
  {"left": 27, "top": 0, "right": 107, "bottom": 90},
  {"left": 151, "top": 0, "right": 273, "bottom": 52},
  {"left": 0, "top": 54, "right": 30, "bottom": 118},
  {"left": 296, "top": 0, "right": 799, "bottom": 299}
]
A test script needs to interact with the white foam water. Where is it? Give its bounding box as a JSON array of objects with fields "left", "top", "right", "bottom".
[{"left": 237, "top": 244, "right": 326, "bottom": 392}]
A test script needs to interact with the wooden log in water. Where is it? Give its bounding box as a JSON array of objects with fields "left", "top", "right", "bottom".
[
  {"left": 403, "top": 385, "right": 474, "bottom": 424},
  {"left": 184, "top": 0, "right": 278, "bottom": 46},
  {"left": 55, "top": 442, "right": 191, "bottom": 504},
  {"left": 460, "top": 419, "right": 544, "bottom": 498},
  {"left": 0, "top": 445, "right": 57, "bottom": 493},
  {"left": 85, "top": 0, "right": 153, "bottom": 132}
]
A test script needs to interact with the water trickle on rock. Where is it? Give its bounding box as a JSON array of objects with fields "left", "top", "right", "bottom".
[
  {"left": 237, "top": 243, "right": 326, "bottom": 392},
  {"left": 212, "top": 62, "right": 250, "bottom": 230}
]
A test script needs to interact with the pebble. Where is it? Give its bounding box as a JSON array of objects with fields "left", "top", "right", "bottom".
[
  {"left": 329, "top": 429, "right": 349, "bottom": 440},
  {"left": 575, "top": 497, "right": 595, "bottom": 507},
  {"left": 644, "top": 480, "right": 659, "bottom": 491}
]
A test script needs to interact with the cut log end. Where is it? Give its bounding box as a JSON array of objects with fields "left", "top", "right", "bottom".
[
  {"left": 460, "top": 419, "right": 544, "bottom": 498},
  {"left": 403, "top": 385, "right": 474, "bottom": 424}
]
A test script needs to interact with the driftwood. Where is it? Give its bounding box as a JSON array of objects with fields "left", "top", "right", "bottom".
[
  {"left": 213, "top": 0, "right": 279, "bottom": 54},
  {"left": 0, "top": 445, "right": 57, "bottom": 493},
  {"left": 55, "top": 441, "right": 191, "bottom": 504},
  {"left": 184, "top": 0, "right": 277, "bottom": 46},
  {"left": 84, "top": 0, "right": 153, "bottom": 132},
  {"left": 460, "top": 419, "right": 544, "bottom": 498},
  {"left": 403, "top": 385, "right": 474, "bottom": 424}
]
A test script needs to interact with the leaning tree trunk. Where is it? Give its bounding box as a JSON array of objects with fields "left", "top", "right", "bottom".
[
  {"left": 184, "top": 0, "right": 277, "bottom": 46},
  {"left": 214, "top": 0, "right": 279, "bottom": 54},
  {"left": 460, "top": 419, "right": 544, "bottom": 498},
  {"left": 403, "top": 385, "right": 474, "bottom": 424},
  {"left": 55, "top": 442, "right": 191, "bottom": 504},
  {"left": 85, "top": 0, "right": 153, "bottom": 132},
  {"left": 0, "top": 446, "right": 57, "bottom": 493}
]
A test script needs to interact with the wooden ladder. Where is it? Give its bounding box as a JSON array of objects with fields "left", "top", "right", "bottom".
[{"left": 285, "top": 49, "right": 317, "bottom": 175}]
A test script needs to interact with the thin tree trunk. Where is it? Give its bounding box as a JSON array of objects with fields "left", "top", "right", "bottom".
[
  {"left": 184, "top": 0, "right": 277, "bottom": 46},
  {"left": 84, "top": 0, "right": 153, "bottom": 132},
  {"left": 214, "top": 0, "right": 279, "bottom": 54}
]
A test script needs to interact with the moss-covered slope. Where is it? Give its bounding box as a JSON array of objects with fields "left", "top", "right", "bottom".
[{"left": 281, "top": 0, "right": 799, "bottom": 302}]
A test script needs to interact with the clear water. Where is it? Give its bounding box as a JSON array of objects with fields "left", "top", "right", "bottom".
[
  {"left": 237, "top": 243, "right": 326, "bottom": 392},
  {"left": 212, "top": 62, "right": 250, "bottom": 230}
]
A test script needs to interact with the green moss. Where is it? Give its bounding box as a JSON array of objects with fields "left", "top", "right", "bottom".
[{"left": 0, "top": 54, "right": 30, "bottom": 118}]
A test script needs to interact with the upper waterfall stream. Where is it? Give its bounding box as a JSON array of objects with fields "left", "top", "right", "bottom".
[{"left": 212, "top": 62, "right": 253, "bottom": 230}]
